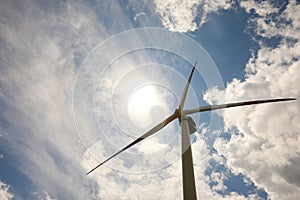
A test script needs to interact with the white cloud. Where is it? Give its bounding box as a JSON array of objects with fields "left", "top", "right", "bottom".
[
  {"left": 154, "top": 0, "right": 232, "bottom": 32},
  {"left": 83, "top": 136, "right": 253, "bottom": 199},
  {"left": 0, "top": 181, "right": 14, "bottom": 200},
  {"left": 0, "top": 0, "right": 107, "bottom": 199},
  {"left": 241, "top": 0, "right": 300, "bottom": 41},
  {"left": 32, "top": 191, "right": 57, "bottom": 200},
  {"left": 134, "top": 12, "right": 146, "bottom": 21},
  {"left": 3, "top": 0, "right": 296, "bottom": 199},
  {"left": 240, "top": 0, "right": 279, "bottom": 18},
  {"left": 205, "top": 1, "right": 300, "bottom": 199},
  {"left": 0, "top": 1, "right": 222, "bottom": 199},
  {"left": 210, "top": 171, "right": 228, "bottom": 192}
]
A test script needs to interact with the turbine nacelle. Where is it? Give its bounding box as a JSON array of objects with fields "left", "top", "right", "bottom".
[
  {"left": 174, "top": 109, "right": 197, "bottom": 135},
  {"left": 182, "top": 116, "right": 197, "bottom": 134}
]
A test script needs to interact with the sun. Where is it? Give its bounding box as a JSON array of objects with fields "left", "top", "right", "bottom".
[{"left": 128, "top": 84, "right": 162, "bottom": 128}]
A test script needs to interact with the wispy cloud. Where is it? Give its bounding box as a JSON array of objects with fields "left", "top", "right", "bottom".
[
  {"left": 1, "top": 1, "right": 206, "bottom": 199},
  {"left": 0, "top": 0, "right": 107, "bottom": 199},
  {"left": 31, "top": 191, "right": 57, "bottom": 200}
]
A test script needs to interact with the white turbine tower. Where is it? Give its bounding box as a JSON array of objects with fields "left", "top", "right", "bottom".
[{"left": 87, "top": 62, "right": 296, "bottom": 200}]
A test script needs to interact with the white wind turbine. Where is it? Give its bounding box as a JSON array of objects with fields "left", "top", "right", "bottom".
[{"left": 86, "top": 62, "right": 296, "bottom": 200}]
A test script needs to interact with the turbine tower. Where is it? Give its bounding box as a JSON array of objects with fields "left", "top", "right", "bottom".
[{"left": 86, "top": 62, "right": 296, "bottom": 200}]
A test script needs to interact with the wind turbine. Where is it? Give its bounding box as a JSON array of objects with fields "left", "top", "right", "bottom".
[{"left": 86, "top": 62, "right": 296, "bottom": 200}]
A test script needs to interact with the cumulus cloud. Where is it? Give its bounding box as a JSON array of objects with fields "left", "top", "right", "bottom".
[
  {"left": 205, "top": 1, "right": 300, "bottom": 199},
  {"left": 154, "top": 0, "right": 232, "bottom": 32},
  {"left": 240, "top": 0, "right": 279, "bottom": 18},
  {"left": 0, "top": 181, "right": 14, "bottom": 200}
]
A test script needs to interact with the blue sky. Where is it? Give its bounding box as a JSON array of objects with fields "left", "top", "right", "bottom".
[{"left": 0, "top": 0, "right": 299, "bottom": 200}]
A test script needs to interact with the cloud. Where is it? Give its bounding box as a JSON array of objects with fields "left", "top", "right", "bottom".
[
  {"left": 2, "top": 0, "right": 294, "bottom": 199},
  {"left": 82, "top": 135, "right": 254, "bottom": 199},
  {"left": 153, "top": 0, "right": 232, "bottom": 32},
  {"left": 134, "top": 12, "right": 146, "bottom": 21},
  {"left": 0, "top": 0, "right": 108, "bottom": 199},
  {"left": 0, "top": 181, "right": 14, "bottom": 200},
  {"left": 240, "top": 0, "right": 279, "bottom": 18},
  {"left": 205, "top": 1, "right": 300, "bottom": 199},
  {"left": 1, "top": 1, "right": 217, "bottom": 199},
  {"left": 32, "top": 191, "right": 57, "bottom": 200}
]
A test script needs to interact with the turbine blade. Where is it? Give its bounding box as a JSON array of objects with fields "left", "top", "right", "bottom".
[
  {"left": 86, "top": 113, "right": 177, "bottom": 175},
  {"left": 179, "top": 61, "right": 197, "bottom": 111},
  {"left": 184, "top": 98, "right": 296, "bottom": 115}
]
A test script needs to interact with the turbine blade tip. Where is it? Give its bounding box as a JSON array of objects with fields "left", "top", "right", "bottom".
[
  {"left": 281, "top": 98, "right": 296, "bottom": 101},
  {"left": 86, "top": 171, "right": 91, "bottom": 176},
  {"left": 193, "top": 61, "right": 197, "bottom": 69}
]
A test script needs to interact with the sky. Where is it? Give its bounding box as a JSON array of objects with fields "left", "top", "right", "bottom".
[{"left": 0, "top": 0, "right": 299, "bottom": 200}]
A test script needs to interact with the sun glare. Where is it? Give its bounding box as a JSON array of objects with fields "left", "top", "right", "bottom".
[{"left": 128, "top": 84, "right": 162, "bottom": 127}]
